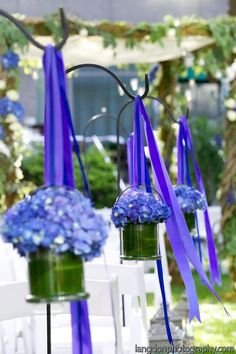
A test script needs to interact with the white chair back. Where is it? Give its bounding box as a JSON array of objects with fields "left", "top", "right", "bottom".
[
  {"left": 0, "top": 281, "right": 33, "bottom": 321},
  {"left": 52, "top": 276, "right": 122, "bottom": 354},
  {"left": 85, "top": 262, "right": 148, "bottom": 332}
]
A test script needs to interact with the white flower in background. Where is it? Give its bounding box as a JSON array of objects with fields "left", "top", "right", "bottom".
[
  {"left": 0, "top": 80, "right": 6, "bottom": 90},
  {"left": 226, "top": 66, "right": 235, "bottom": 82},
  {"left": 80, "top": 28, "right": 89, "bottom": 37},
  {"left": 5, "top": 114, "right": 17, "bottom": 123},
  {"left": 226, "top": 110, "right": 236, "bottom": 122},
  {"left": 6, "top": 89, "right": 20, "bottom": 101},
  {"left": 167, "top": 28, "right": 176, "bottom": 37},
  {"left": 225, "top": 98, "right": 236, "bottom": 109},
  {"left": 215, "top": 71, "right": 222, "bottom": 80}
]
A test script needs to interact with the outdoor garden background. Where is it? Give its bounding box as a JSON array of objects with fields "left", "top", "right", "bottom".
[{"left": 0, "top": 0, "right": 236, "bottom": 349}]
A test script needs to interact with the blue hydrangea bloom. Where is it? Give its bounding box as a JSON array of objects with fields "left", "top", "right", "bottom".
[
  {"left": 111, "top": 189, "right": 171, "bottom": 228},
  {"left": 0, "top": 186, "right": 108, "bottom": 260},
  {"left": 1, "top": 51, "right": 19, "bottom": 70},
  {"left": 0, "top": 97, "right": 24, "bottom": 121},
  {"left": 174, "top": 184, "right": 206, "bottom": 214}
]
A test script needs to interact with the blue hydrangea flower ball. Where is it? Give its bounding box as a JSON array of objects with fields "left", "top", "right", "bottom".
[
  {"left": 1, "top": 186, "right": 108, "bottom": 260},
  {"left": 174, "top": 184, "right": 206, "bottom": 214},
  {"left": 111, "top": 188, "right": 171, "bottom": 228}
]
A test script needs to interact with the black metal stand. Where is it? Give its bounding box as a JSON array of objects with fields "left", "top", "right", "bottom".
[{"left": 46, "top": 304, "right": 52, "bottom": 354}]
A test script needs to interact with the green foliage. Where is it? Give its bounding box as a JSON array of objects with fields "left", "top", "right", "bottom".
[
  {"left": 22, "top": 144, "right": 117, "bottom": 209},
  {"left": 149, "top": 23, "right": 167, "bottom": 45},
  {"left": 222, "top": 215, "right": 236, "bottom": 258},
  {"left": 189, "top": 116, "right": 224, "bottom": 204},
  {"left": 75, "top": 147, "right": 117, "bottom": 208},
  {"left": 21, "top": 144, "right": 44, "bottom": 186},
  {"left": 0, "top": 17, "right": 28, "bottom": 52},
  {"left": 209, "top": 16, "right": 236, "bottom": 60},
  {"left": 44, "top": 14, "right": 64, "bottom": 43},
  {"left": 100, "top": 32, "right": 117, "bottom": 49}
]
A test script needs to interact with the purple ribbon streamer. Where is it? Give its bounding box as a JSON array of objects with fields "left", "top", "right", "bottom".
[
  {"left": 43, "top": 46, "right": 64, "bottom": 186},
  {"left": 133, "top": 96, "right": 146, "bottom": 186},
  {"left": 138, "top": 96, "right": 226, "bottom": 321},
  {"left": 43, "top": 46, "right": 92, "bottom": 354},
  {"left": 179, "top": 116, "right": 221, "bottom": 286},
  {"left": 127, "top": 134, "right": 134, "bottom": 185},
  {"left": 127, "top": 97, "right": 173, "bottom": 344},
  {"left": 177, "top": 120, "right": 203, "bottom": 263}
]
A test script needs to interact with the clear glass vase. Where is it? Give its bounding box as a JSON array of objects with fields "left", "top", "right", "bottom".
[
  {"left": 120, "top": 223, "right": 160, "bottom": 261},
  {"left": 26, "top": 248, "right": 88, "bottom": 303}
]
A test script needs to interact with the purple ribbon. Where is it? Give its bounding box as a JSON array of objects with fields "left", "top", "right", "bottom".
[
  {"left": 43, "top": 45, "right": 92, "bottom": 354},
  {"left": 177, "top": 119, "right": 203, "bottom": 263},
  {"left": 126, "top": 97, "right": 173, "bottom": 345},
  {"left": 133, "top": 96, "right": 146, "bottom": 186},
  {"left": 137, "top": 96, "right": 226, "bottom": 321},
  {"left": 127, "top": 134, "right": 134, "bottom": 185},
  {"left": 179, "top": 116, "right": 221, "bottom": 286}
]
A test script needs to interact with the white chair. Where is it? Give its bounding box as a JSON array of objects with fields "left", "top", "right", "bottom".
[
  {"left": 92, "top": 251, "right": 120, "bottom": 265},
  {"left": 0, "top": 254, "right": 29, "bottom": 354},
  {"left": 84, "top": 261, "right": 149, "bottom": 347},
  {"left": 0, "top": 281, "right": 34, "bottom": 354},
  {"left": 52, "top": 276, "right": 122, "bottom": 354},
  {"left": 96, "top": 208, "right": 120, "bottom": 253},
  {"left": 196, "top": 206, "right": 221, "bottom": 237},
  {"left": 0, "top": 277, "right": 123, "bottom": 354}
]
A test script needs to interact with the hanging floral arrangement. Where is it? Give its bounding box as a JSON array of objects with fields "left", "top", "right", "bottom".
[{"left": 112, "top": 187, "right": 171, "bottom": 260}]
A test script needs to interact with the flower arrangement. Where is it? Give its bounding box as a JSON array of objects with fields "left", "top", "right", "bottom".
[
  {"left": 111, "top": 188, "right": 171, "bottom": 228},
  {"left": 174, "top": 184, "right": 206, "bottom": 214},
  {"left": 111, "top": 188, "right": 171, "bottom": 261},
  {"left": 1, "top": 186, "right": 108, "bottom": 261}
]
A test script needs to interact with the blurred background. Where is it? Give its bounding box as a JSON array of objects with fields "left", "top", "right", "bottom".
[{"left": 0, "top": 0, "right": 235, "bottom": 349}]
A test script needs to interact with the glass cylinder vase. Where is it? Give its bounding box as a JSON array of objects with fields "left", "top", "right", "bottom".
[
  {"left": 120, "top": 223, "right": 160, "bottom": 261},
  {"left": 26, "top": 248, "right": 88, "bottom": 303}
]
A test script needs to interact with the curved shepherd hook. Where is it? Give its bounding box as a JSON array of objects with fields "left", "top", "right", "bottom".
[
  {"left": 66, "top": 64, "right": 150, "bottom": 99},
  {"left": 0, "top": 7, "right": 68, "bottom": 50},
  {"left": 116, "top": 95, "right": 178, "bottom": 191},
  {"left": 81, "top": 113, "right": 129, "bottom": 176},
  {"left": 82, "top": 113, "right": 129, "bottom": 151}
]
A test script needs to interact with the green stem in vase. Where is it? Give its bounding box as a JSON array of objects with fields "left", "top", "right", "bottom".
[
  {"left": 184, "top": 213, "right": 195, "bottom": 232},
  {"left": 27, "top": 248, "right": 88, "bottom": 303},
  {"left": 121, "top": 223, "right": 160, "bottom": 261}
]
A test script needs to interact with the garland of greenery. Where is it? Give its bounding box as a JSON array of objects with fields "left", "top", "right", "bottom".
[
  {"left": 22, "top": 14, "right": 236, "bottom": 76},
  {"left": 0, "top": 17, "right": 28, "bottom": 211}
]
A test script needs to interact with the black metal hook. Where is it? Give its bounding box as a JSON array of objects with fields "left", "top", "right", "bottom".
[
  {"left": 0, "top": 7, "right": 68, "bottom": 50},
  {"left": 82, "top": 113, "right": 129, "bottom": 148},
  {"left": 66, "top": 64, "right": 149, "bottom": 99}
]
